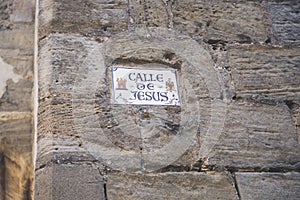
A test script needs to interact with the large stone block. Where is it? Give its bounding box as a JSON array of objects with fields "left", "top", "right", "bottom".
[
  {"left": 228, "top": 45, "right": 300, "bottom": 102},
  {"left": 205, "top": 100, "right": 300, "bottom": 170},
  {"left": 35, "top": 97, "right": 90, "bottom": 169},
  {"left": 236, "top": 172, "right": 300, "bottom": 200},
  {"left": 36, "top": 34, "right": 103, "bottom": 167},
  {"left": 0, "top": 112, "right": 33, "bottom": 152},
  {"left": 39, "top": 0, "right": 128, "bottom": 39},
  {"left": 266, "top": 1, "right": 300, "bottom": 46},
  {"left": 10, "top": 0, "right": 35, "bottom": 22},
  {"left": 106, "top": 171, "right": 238, "bottom": 200},
  {"left": 0, "top": 25, "right": 34, "bottom": 51},
  {"left": 35, "top": 164, "right": 104, "bottom": 200},
  {"left": 173, "top": 0, "right": 269, "bottom": 43}
]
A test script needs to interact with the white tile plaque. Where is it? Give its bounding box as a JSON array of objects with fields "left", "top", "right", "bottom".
[{"left": 112, "top": 67, "right": 180, "bottom": 106}]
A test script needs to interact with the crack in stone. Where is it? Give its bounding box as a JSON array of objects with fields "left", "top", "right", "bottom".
[
  {"left": 127, "top": 0, "right": 135, "bottom": 31},
  {"left": 98, "top": 167, "right": 108, "bottom": 200},
  {"left": 227, "top": 172, "right": 241, "bottom": 200},
  {"left": 103, "top": 183, "right": 108, "bottom": 200},
  {"left": 161, "top": 0, "right": 174, "bottom": 28}
]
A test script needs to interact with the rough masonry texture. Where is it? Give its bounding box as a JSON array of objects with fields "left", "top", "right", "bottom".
[
  {"left": 34, "top": 0, "right": 300, "bottom": 199},
  {"left": 0, "top": 0, "right": 35, "bottom": 199},
  {"left": 0, "top": 0, "right": 299, "bottom": 199}
]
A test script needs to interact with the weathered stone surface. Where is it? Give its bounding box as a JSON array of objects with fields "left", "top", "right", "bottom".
[
  {"left": 35, "top": 98, "right": 91, "bottom": 169},
  {"left": 0, "top": 0, "right": 11, "bottom": 31},
  {"left": 34, "top": 0, "right": 300, "bottom": 199},
  {"left": 0, "top": 79, "right": 33, "bottom": 111},
  {"left": 266, "top": 1, "right": 300, "bottom": 46},
  {"left": 36, "top": 34, "right": 102, "bottom": 168},
  {"left": 0, "top": 54, "right": 33, "bottom": 79},
  {"left": 205, "top": 100, "right": 300, "bottom": 170},
  {"left": 0, "top": 113, "right": 33, "bottom": 200},
  {"left": 10, "top": 0, "right": 35, "bottom": 22},
  {"left": 173, "top": 0, "right": 269, "bottom": 44},
  {"left": 39, "top": 0, "right": 128, "bottom": 39},
  {"left": 0, "top": 0, "right": 35, "bottom": 199},
  {"left": 228, "top": 45, "right": 300, "bottom": 102},
  {"left": 0, "top": 25, "right": 34, "bottom": 51},
  {"left": 35, "top": 164, "right": 104, "bottom": 200},
  {"left": 107, "top": 171, "right": 238, "bottom": 200},
  {"left": 289, "top": 102, "right": 300, "bottom": 143},
  {"left": 128, "top": 0, "right": 169, "bottom": 28},
  {"left": 0, "top": 56, "right": 22, "bottom": 97},
  {"left": 36, "top": 30, "right": 227, "bottom": 173},
  {"left": 236, "top": 172, "right": 300, "bottom": 200},
  {"left": 0, "top": 43, "right": 34, "bottom": 112}
]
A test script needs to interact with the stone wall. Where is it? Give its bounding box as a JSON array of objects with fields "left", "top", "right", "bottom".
[
  {"left": 1, "top": 0, "right": 300, "bottom": 199},
  {"left": 34, "top": 0, "right": 300, "bottom": 199},
  {"left": 0, "top": 0, "right": 36, "bottom": 199}
]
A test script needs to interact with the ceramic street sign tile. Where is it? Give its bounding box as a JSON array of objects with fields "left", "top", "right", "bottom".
[{"left": 112, "top": 66, "right": 180, "bottom": 106}]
